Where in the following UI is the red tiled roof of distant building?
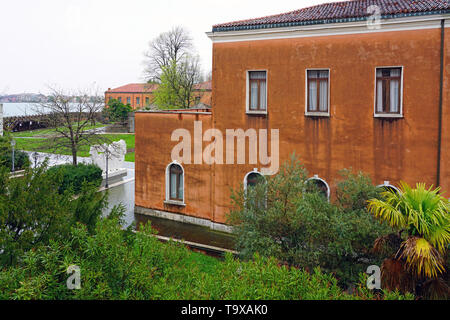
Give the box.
[212,0,449,32]
[107,81,212,93]
[106,83,159,93]
[193,80,212,90]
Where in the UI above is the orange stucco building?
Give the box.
[135,0,450,232]
[105,81,212,109]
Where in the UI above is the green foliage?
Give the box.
[228,155,393,287]
[153,61,183,109]
[367,182,450,298]
[46,163,103,194]
[0,135,31,171]
[153,57,201,109]
[106,99,133,122]
[0,215,412,300]
[0,163,107,266]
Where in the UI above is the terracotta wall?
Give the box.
[135,27,449,226]
[440,25,450,196]
[210,28,448,223]
[135,112,214,221]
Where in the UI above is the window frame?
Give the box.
[373,66,404,118]
[246,70,268,115]
[305,175,331,201]
[243,169,265,192]
[165,161,185,206]
[305,68,331,117]
[376,181,401,194]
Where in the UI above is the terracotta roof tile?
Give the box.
[213,0,449,31]
[193,80,212,90]
[107,81,212,93]
[106,83,158,93]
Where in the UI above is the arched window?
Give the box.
[244,170,264,191]
[306,175,330,200]
[377,181,400,195]
[244,170,266,208]
[166,162,184,203]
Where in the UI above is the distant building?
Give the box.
[104,81,212,109]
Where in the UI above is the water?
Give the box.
[1,103,40,117]
[102,168,135,228]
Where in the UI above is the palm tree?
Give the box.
[367,182,450,298]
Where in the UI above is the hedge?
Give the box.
[46,163,103,194]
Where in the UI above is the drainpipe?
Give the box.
[437,19,445,187]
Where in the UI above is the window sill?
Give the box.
[305,112,330,117]
[246,111,267,116]
[164,200,186,207]
[374,114,403,119]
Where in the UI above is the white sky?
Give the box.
[0,0,336,95]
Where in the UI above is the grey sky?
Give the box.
[0,0,335,95]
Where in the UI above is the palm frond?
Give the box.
[397,237,445,279]
[367,197,406,229]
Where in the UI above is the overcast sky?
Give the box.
[0,0,336,95]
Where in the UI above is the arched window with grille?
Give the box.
[306,175,330,200]
[166,162,184,204]
[377,181,400,195]
[244,170,264,191]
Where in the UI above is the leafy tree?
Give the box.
[0,162,107,266]
[106,99,133,123]
[153,56,202,109]
[228,155,392,287]
[367,182,450,299]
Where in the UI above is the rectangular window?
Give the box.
[136,97,140,105]
[306,70,329,115]
[375,67,402,116]
[118,97,122,103]
[248,71,267,112]
[127,97,131,104]
[145,97,149,105]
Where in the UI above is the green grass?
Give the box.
[15,133,135,162]
[12,123,106,138]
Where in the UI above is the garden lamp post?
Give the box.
[33,152,38,168]
[11,139,15,173]
[105,148,109,189]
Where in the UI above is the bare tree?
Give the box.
[143,26,193,82]
[178,55,203,108]
[33,86,108,165]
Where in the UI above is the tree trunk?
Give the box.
[72,144,77,166]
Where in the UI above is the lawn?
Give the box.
[11,123,106,138]
[15,133,135,162]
